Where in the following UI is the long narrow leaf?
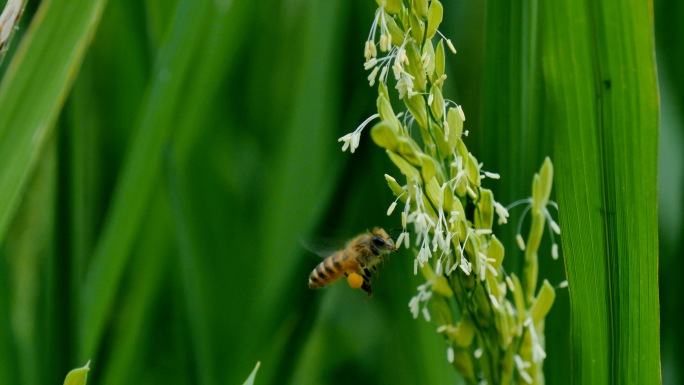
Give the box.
[98,190,172,385]
[543,0,660,383]
[0,0,106,243]
[78,0,214,360]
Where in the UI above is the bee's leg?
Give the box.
[361,275,373,298]
[372,265,379,277]
[356,267,373,297]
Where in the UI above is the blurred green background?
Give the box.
[0,0,677,384]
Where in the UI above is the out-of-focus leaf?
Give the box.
[0,0,106,243]
[78,0,215,360]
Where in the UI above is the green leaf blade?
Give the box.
[0,0,107,243]
[78,0,215,360]
[543,0,660,383]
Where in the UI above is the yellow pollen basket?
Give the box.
[347,272,363,289]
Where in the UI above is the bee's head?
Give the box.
[370,228,397,253]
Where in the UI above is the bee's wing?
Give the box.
[300,237,347,259]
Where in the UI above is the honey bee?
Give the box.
[308,228,397,297]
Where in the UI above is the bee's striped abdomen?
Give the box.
[309,252,349,288]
